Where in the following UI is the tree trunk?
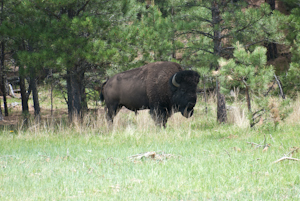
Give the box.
[245,86,251,112]
[20,75,29,113]
[20,72,31,125]
[266,0,275,10]
[67,69,75,120]
[265,0,277,61]
[64,9,87,121]
[1,41,8,116]
[26,42,41,120]
[266,42,278,61]
[212,1,227,123]
[216,79,227,123]
[0,0,6,119]
[80,70,87,112]
[30,76,40,119]
[203,75,208,114]
[171,6,176,59]
[67,66,86,121]
[0,99,3,121]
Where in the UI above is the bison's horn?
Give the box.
[172,73,180,87]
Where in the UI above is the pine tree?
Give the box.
[219,41,292,127]
[284,5,300,95]
[5,0,51,121]
[265,0,278,61]
[168,0,284,123]
[219,42,274,116]
[132,4,176,63]
[0,0,14,118]
[11,0,133,120]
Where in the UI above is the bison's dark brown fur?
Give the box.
[100,61,200,127]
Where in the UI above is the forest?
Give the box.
[2,1,300,200]
[0,0,299,124]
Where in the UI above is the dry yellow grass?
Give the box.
[4,88,299,135]
[285,96,300,125]
[227,104,249,128]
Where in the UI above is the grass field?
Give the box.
[0,93,300,200]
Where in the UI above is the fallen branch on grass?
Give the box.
[272,147,300,164]
[129,151,180,161]
[224,149,231,163]
[286,147,299,157]
[247,142,263,148]
[247,135,271,150]
[129,151,156,160]
[272,157,300,164]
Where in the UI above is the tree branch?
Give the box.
[33,3,61,20]
[264,80,276,96]
[175,2,211,10]
[176,30,214,39]
[178,46,214,55]
[220,13,267,40]
[274,74,285,99]
[76,0,90,16]
[180,15,213,24]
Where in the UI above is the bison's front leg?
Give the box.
[150,108,169,128]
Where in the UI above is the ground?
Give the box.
[0,104,68,127]
[0,94,134,127]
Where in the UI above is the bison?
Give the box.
[100,61,200,127]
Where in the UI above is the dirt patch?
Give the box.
[0,106,69,127]
[0,104,134,127]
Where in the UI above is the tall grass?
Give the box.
[3,89,299,135]
[286,95,300,125]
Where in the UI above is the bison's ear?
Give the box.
[171,73,180,87]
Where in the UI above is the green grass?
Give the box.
[1,92,300,200]
[1,104,300,200]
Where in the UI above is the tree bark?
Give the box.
[203,75,208,114]
[1,41,8,116]
[67,66,86,121]
[19,71,31,125]
[266,42,278,61]
[245,86,251,112]
[27,42,41,120]
[212,1,227,123]
[0,0,6,119]
[265,0,277,61]
[30,76,40,119]
[266,0,275,10]
[0,99,3,121]
[216,79,227,123]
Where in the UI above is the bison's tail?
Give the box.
[100,80,107,103]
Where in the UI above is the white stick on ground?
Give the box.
[272,157,300,164]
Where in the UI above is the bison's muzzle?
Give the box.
[182,102,196,118]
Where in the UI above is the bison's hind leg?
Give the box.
[105,103,122,124]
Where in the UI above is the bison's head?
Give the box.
[169,70,200,118]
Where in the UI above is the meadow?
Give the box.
[0,91,300,200]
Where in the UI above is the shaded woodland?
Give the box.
[0,0,299,126]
